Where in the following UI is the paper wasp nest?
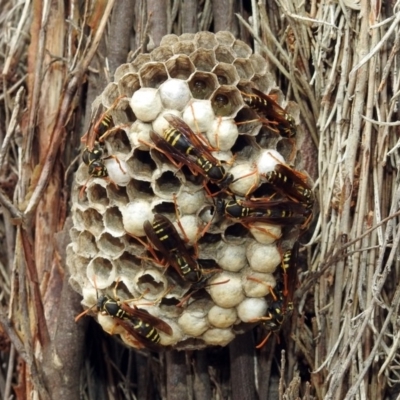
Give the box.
[67,31,311,350]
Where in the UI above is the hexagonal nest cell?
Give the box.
[68,31,314,351]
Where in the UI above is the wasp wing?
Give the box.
[150,130,207,178]
[164,114,221,164]
[119,303,173,336]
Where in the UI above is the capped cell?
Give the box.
[215,31,235,46]
[207,117,239,151]
[243,271,276,297]
[194,31,218,49]
[236,297,268,322]
[182,100,215,133]
[150,45,174,62]
[202,328,235,346]
[159,79,191,110]
[160,34,179,46]
[172,40,195,56]
[207,272,245,308]
[121,200,153,237]
[232,39,252,59]
[130,87,162,121]
[208,305,237,328]
[130,53,151,72]
[246,242,281,273]
[233,58,255,80]
[214,45,235,64]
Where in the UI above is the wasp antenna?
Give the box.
[189,103,201,134]
[75,303,96,322]
[172,193,190,244]
[112,278,122,300]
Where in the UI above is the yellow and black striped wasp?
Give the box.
[254,283,294,348]
[150,114,233,190]
[263,163,314,221]
[75,286,173,350]
[143,214,225,306]
[241,88,296,138]
[80,96,127,192]
[143,214,204,284]
[217,197,308,227]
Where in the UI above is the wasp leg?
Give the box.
[246,276,278,301]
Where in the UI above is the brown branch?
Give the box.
[108,0,136,76]
[0,310,28,363]
[19,229,50,348]
[165,350,188,400]
[257,336,277,400]
[0,188,23,221]
[0,308,51,400]
[182,0,199,33]
[0,87,24,171]
[193,351,212,400]
[43,276,88,400]
[147,0,168,46]
[229,331,258,400]
[24,0,116,218]
[212,0,234,32]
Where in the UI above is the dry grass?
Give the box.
[0,1,399,399]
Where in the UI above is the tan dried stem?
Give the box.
[24,0,116,217]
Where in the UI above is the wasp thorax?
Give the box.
[69,31,312,350]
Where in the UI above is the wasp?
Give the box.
[150,114,233,189]
[143,214,224,305]
[80,96,127,189]
[263,164,314,212]
[280,241,299,298]
[249,282,294,349]
[81,141,108,178]
[81,95,127,152]
[241,88,296,138]
[143,214,203,284]
[76,291,173,350]
[255,284,294,348]
[97,295,172,348]
[217,197,307,226]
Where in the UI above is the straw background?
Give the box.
[0,1,399,399]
